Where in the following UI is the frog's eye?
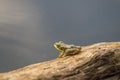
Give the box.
[56,44,60,48]
[59,41,64,43]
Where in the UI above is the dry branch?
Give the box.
[0,42,120,80]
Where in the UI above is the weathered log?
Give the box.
[0,42,120,80]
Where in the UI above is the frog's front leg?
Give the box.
[58,52,65,58]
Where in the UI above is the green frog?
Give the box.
[54,41,81,58]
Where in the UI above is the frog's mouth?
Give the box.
[54,44,60,51]
[54,44,65,52]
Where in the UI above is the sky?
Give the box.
[0,0,120,72]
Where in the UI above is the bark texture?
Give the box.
[0,42,120,80]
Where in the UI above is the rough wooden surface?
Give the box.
[0,42,120,80]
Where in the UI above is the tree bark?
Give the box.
[0,42,120,80]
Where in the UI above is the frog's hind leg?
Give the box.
[64,48,80,57]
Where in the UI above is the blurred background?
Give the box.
[0,0,120,72]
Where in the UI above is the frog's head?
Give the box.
[54,41,65,52]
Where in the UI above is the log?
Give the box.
[0,42,120,80]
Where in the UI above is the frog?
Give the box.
[54,41,81,58]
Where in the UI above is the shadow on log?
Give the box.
[0,42,120,80]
